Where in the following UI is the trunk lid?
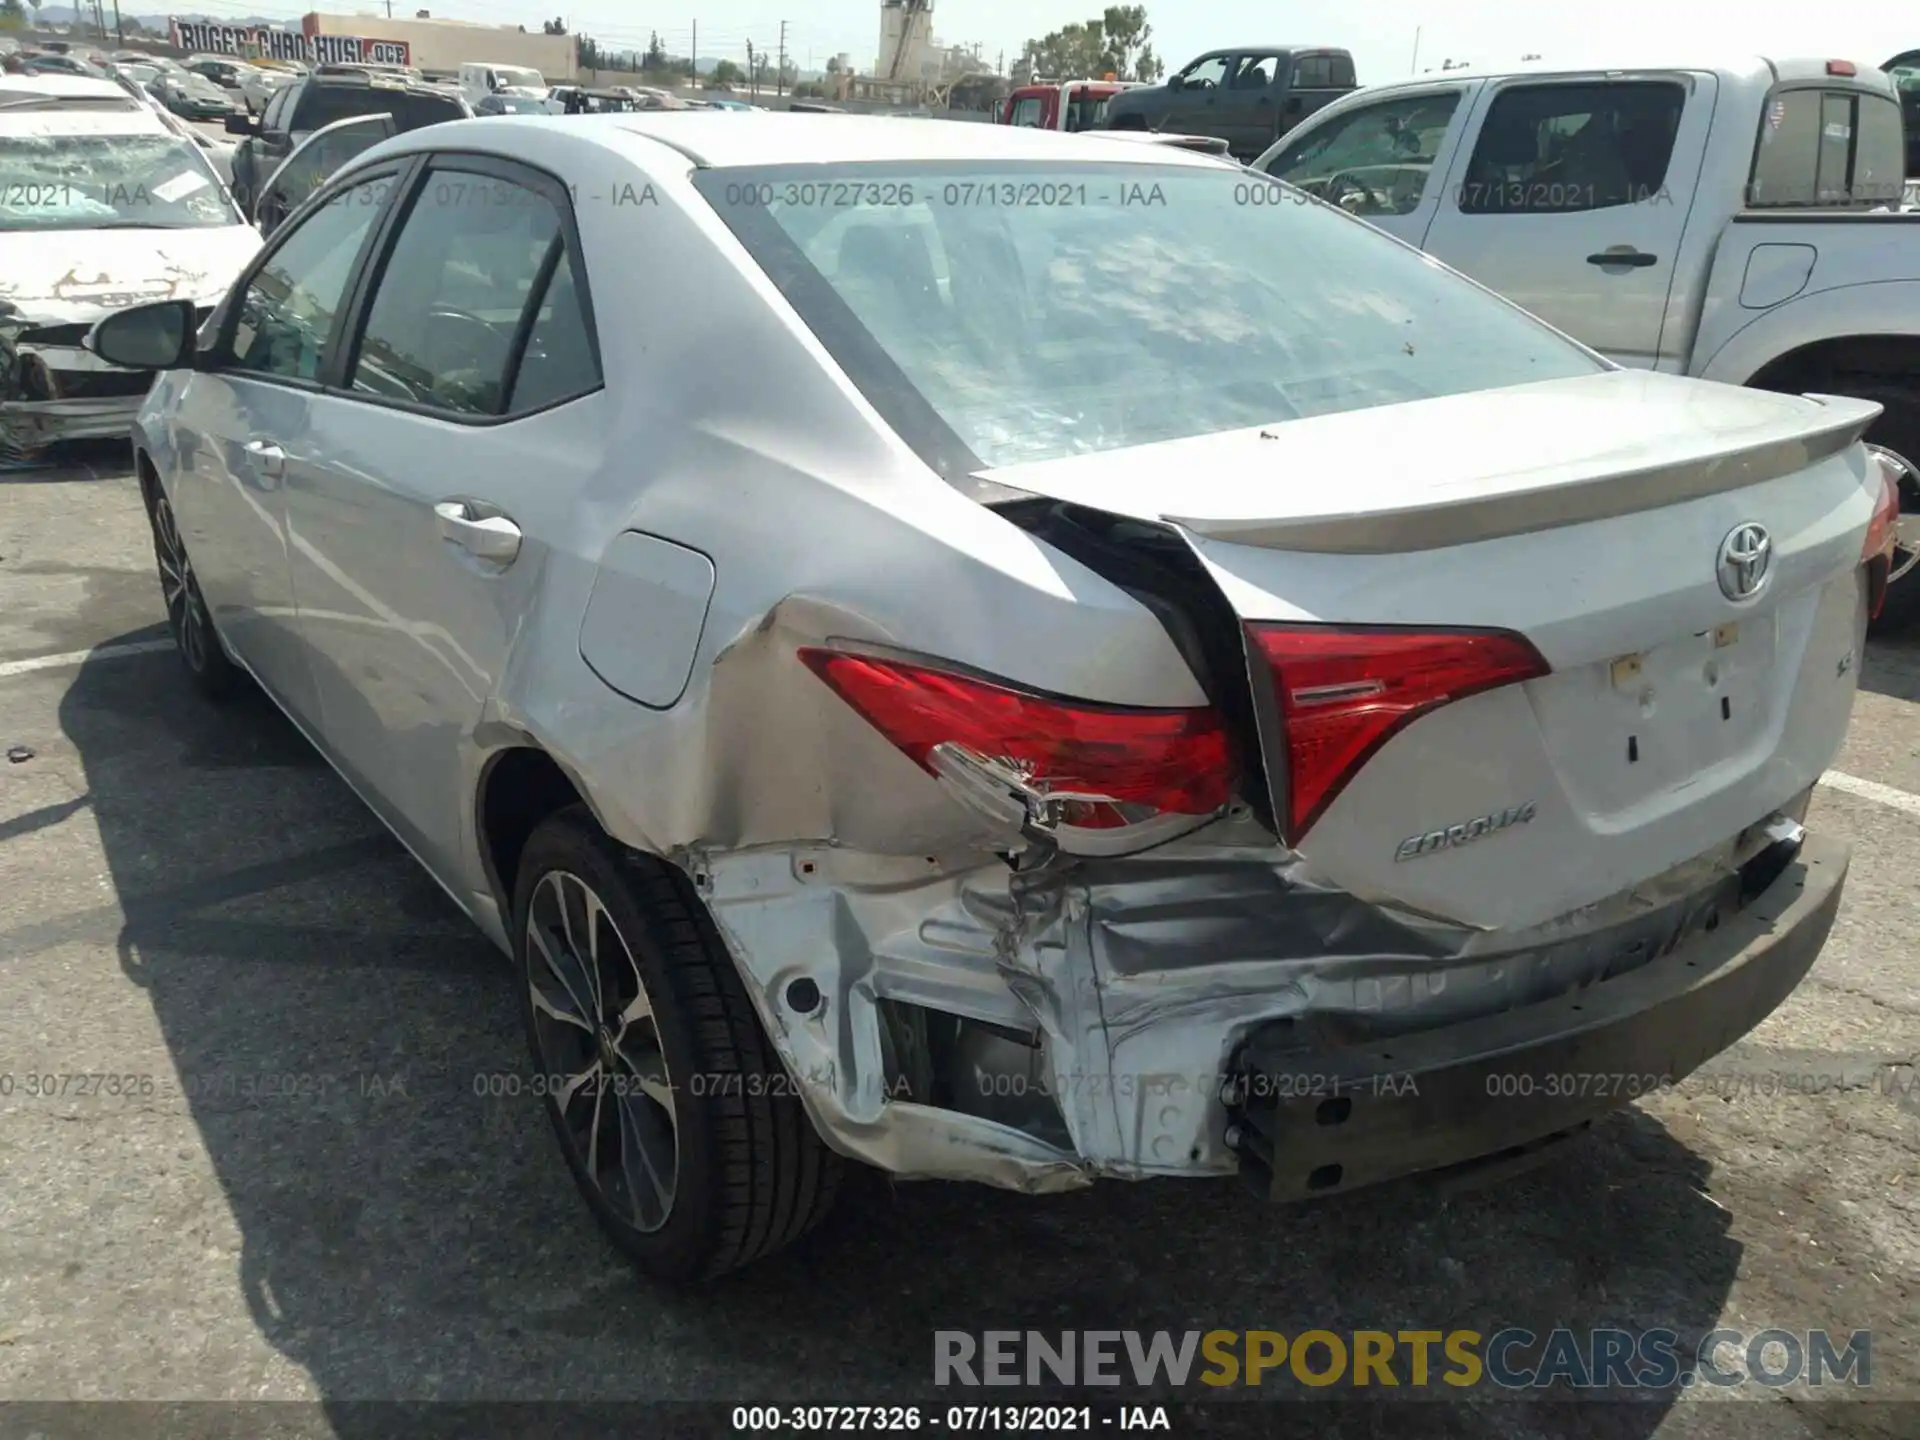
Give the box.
[983,370,1880,932]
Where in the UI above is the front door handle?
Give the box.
[434,500,521,564]
[1587,248,1658,268]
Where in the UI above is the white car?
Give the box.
[237,63,297,115]
[94,114,1892,1282]
[1,99,260,452]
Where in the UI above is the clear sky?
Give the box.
[157,0,1920,79]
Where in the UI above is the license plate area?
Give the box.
[1529,617,1780,814]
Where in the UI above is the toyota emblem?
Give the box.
[1717,522,1772,602]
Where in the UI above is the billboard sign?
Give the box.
[168,20,411,68]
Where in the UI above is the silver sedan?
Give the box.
[88,114,1885,1282]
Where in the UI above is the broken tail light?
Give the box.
[1863,448,1905,620]
[798,648,1236,853]
[1248,624,1551,846]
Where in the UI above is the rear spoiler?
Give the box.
[1170,399,1879,553]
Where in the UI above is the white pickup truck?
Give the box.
[1255,55,1920,627]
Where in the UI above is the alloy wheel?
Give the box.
[524,869,679,1233]
[151,492,209,672]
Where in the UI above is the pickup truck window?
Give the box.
[1294,55,1349,89]
[1458,81,1684,214]
[1265,91,1462,216]
[1748,88,1906,207]
[1230,56,1274,90]
[1176,55,1231,91]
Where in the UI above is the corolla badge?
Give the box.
[1394,802,1537,862]
[1717,522,1772,602]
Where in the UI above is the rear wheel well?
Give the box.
[477,747,587,914]
[1746,335,1920,461]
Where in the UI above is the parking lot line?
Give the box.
[0,639,175,679]
[1,640,1917,820]
[1818,768,1920,819]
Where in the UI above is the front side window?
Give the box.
[1458,80,1685,213]
[226,174,394,381]
[1176,55,1231,90]
[1008,96,1043,127]
[348,170,592,416]
[1749,88,1906,206]
[0,131,239,231]
[1265,91,1463,216]
[695,162,1604,472]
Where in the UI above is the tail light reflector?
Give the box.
[1864,452,1902,620]
[1248,624,1551,846]
[798,649,1236,836]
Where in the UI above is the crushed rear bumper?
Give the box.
[1225,830,1847,1200]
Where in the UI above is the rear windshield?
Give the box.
[298,84,462,132]
[695,162,1604,471]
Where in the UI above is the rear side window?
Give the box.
[1750,88,1907,206]
[298,84,460,133]
[1458,81,1685,213]
[1293,56,1333,89]
[347,169,598,417]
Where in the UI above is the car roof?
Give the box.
[0,107,172,138]
[1342,55,1890,91]
[444,111,1236,170]
[0,74,129,100]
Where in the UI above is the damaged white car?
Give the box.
[0,104,259,457]
[97,116,1898,1283]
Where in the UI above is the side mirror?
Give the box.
[225,111,258,135]
[85,299,197,371]
[1166,74,1185,92]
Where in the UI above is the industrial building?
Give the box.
[300,12,578,80]
[873,0,979,84]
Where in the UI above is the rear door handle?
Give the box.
[1587,248,1658,268]
[434,500,521,564]
[242,439,283,481]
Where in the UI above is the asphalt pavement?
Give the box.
[0,443,1915,1436]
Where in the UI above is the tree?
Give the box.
[0,0,27,29]
[1019,6,1163,83]
[577,35,600,69]
[1098,5,1161,82]
[707,58,743,89]
[642,30,668,73]
[542,17,566,35]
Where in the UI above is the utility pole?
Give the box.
[112,0,123,46]
[746,38,755,98]
[776,19,785,97]
[1409,27,1420,76]
[691,20,697,85]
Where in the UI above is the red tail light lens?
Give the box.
[1863,455,1902,620]
[798,649,1236,828]
[1248,624,1551,845]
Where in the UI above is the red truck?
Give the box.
[998,79,1143,131]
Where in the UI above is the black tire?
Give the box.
[512,806,844,1283]
[141,472,243,702]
